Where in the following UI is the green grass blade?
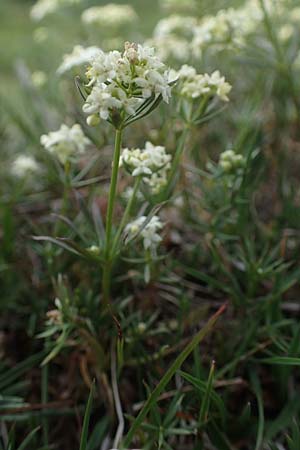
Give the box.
[260,357,300,366]
[207,420,234,450]
[199,360,215,425]
[250,371,264,450]
[79,381,95,450]
[121,304,226,448]
[41,359,49,447]
[17,427,40,450]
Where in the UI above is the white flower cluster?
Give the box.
[81,4,137,28]
[191,7,258,56]
[150,0,290,62]
[154,15,197,40]
[30,0,79,21]
[219,150,245,173]
[177,65,232,102]
[192,0,294,56]
[83,42,172,126]
[40,124,90,164]
[11,155,39,178]
[120,142,171,194]
[148,15,196,62]
[125,215,164,250]
[57,45,101,75]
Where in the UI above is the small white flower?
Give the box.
[148,15,196,62]
[206,70,232,102]
[31,71,47,87]
[11,155,39,177]
[86,245,101,256]
[57,45,102,75]
[40,124,90,164]
[85,50,122,86]
[122,186,144,202]
[125,215,164,250]
[83,83,123,121]
[181,74,210,99]
[154,15,197,40]
[177,64,197,79]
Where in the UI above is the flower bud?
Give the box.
[87,114,100,126]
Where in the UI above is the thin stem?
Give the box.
[41,356,49,447]
[163,127,189,198]
[111,176,141,256]
[111,341,124,448]
[54,163,70,236]
[193,95,209,122]
[102,128,123,309]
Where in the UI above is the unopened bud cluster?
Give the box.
[219,149,245,173]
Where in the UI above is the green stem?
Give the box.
[54,163,70,237]
[193,95,209,121]
[111,176,141,256]
[41,345,49,447]
[164,127,189,198]
[102,128,123,308]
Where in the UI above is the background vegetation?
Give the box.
[1,0,300,449]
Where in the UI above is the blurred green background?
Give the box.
[0,0,161,87]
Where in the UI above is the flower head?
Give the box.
[40,124,90,164]
[154,15,197,40]
[177,65,232,102]
[120,141,172,194]
[125,215,164,250]
[82,42,172,127]
[147,15,196,62]
[11,155,39,178]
